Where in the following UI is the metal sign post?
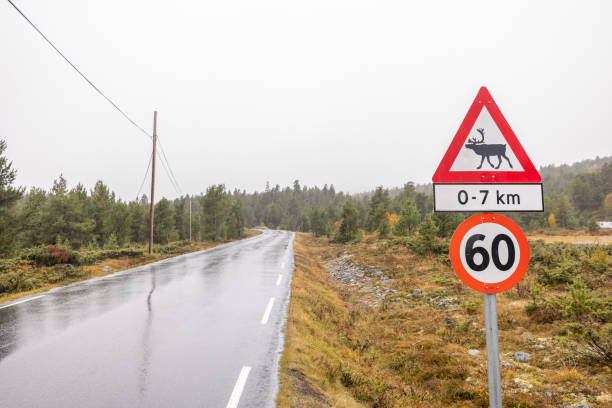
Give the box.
[484,293,502,408]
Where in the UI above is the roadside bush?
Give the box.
[42,265,85,283]
[583,249,611,274]
[535,261,580,286]
[0,259,19,273]
[525,283,564,323]
[581,326,612,368]
[78,247,145,264]
[0,272,38,294]
[564,277,592,319]
[21,245,80,266]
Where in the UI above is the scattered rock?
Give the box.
[502,360,514,368]
[468,349,480,356]
[413,289,423,294]
[327,257,393,307]
[514,352,531,363]
[545,391,552,399]
[429,295,457,309]
[102,266,111,272]
[513,375,534,390]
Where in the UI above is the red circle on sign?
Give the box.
[450,213,529,294]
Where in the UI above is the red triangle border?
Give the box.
[432,87,541,183]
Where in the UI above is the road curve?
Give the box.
[0,229,295,408]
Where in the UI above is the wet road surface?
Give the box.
[0,229,295,407]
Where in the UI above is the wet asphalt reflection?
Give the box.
[0,229,295,408]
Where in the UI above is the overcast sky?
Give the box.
[1,0,611,201]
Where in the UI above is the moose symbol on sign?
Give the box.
[465,128,513,169]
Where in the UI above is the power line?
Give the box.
[6,0,152,140]
[7,0,187,199]
[155,143,182,196]
[136,152,153,199]
[156,135,183,196]
[156,149,181,196]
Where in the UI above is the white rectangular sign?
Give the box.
[434,183,543,212]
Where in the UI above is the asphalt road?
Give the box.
[0,229,295,408]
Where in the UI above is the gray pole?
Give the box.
[484,293,502,407]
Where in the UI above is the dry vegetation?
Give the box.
[278,233,611,408]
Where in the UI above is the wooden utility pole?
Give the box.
[189,197,192,241]
[148,111,157,254]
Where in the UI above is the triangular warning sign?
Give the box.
[432,87,541,183]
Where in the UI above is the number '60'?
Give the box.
[465,234,515,272]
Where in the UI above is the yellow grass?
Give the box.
[528,234,612,244]
[278,234,612,408]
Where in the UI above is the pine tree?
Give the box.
[227,199,244,239]
[334,199,360,243]
[365,187,390,232]
[18,187,46,248]
[433,212,463,237]
[154,198,177,244]
[89,180,114,244]
[0,140,24,255]
[393,198,420,236]
[201,185,228,241]
[416,214,440,254]
[127,201,147,243]
[108,200,130,246]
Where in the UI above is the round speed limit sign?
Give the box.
[450,213,529,294]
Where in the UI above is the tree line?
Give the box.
[0,140,245,255]
[0,138,610,256]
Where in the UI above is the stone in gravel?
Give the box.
[413,289,423,294]
[102,266,111,272]
[390,289,398,293]
[468,349,480,356]
[545,391,552,398]
[514,352,531,362]
[381,279,391,286]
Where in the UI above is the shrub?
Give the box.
[535,261,579,286]
[525,283,563,323]
[22,245,80,266]
[78,247,145,264]
[564,277,592,319]
[583,249,611,274]
[0,272,38,294]
[580,325,612,368]
[464,299,480,315]
[104,233,119,250]
[0,259,19,273]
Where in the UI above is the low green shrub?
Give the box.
[535,261,580,286]
[0,272,39,294]
[0,259,19,273]
[464,299,480,315]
